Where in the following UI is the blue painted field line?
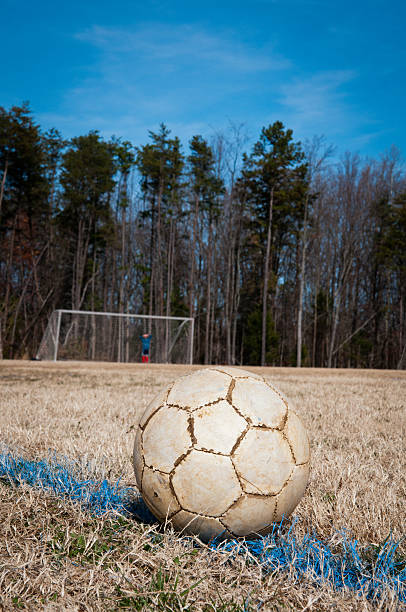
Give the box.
[0,451,155,523]
[0,451,404,603]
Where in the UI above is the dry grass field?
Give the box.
[0,360,405,611]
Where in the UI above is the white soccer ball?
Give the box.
[133,367,310,541]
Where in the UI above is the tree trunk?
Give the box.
[2,215,17,358]
[156,180,164,317]
[0,158,8,218]
[205,219,212,364]
[165,217,175,361]
[327,254,352,367]
[296,195,309,367]
[261,188,274,366]
[189,195,199,318]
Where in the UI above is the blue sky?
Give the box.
[1,0,405,158]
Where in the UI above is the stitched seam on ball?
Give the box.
[169,508,181,521]
[230,403,252,426]
[281,428,297,464]
[220,488,244,516]
[244,492,277,500]
[173,509,235,521]
[212,368,233,378]
[193,446,229,456]
[168,473,182,508]
[168,397,226,412]
[238,476,267,495]
[140,431,146,489]
[170,447,193,473]
[197,397,227,410]
[164,381,175,401]
[142,468,180,519]
[230,457,267,495]
[141,403,165,431]
[272,497,279,523]
[187,415,197,446]
[264,380,289,408]
[230,424,250,455]
[140,382,175,430]
[218,516,237,537]
[280,406,289,430]
[226,377,235,404]
[227,381,253,425]
[230,381,286,430]
[251,424,283,431]
[167,402,191,409]
[275,463,296,496]
[214,368,260,382]
[143,462,171,475]
[140,463,145,491]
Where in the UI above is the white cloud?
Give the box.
[273,70,386,154]
[76,23,290,74]
[279,70,356,129]
[37,23,291,143]
[37,23,381,156]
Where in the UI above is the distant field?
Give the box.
[0,361,405,610]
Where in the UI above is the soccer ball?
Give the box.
[133,367,310,541]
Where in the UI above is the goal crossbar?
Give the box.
[37,309,194,365]
[55,309,193,322]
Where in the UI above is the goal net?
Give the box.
[36,310,194,364]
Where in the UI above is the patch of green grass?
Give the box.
[361,534,406,569]
[114,568,196,611]
[11,596,26,609]
[321,491,336,505]
[113,568,252,611]
[48,517,134,565]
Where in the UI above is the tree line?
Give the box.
[1,103,405,368]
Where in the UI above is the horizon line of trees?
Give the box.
[1,103,405,368]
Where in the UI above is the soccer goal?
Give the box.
[36,310,194,364]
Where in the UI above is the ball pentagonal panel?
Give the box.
[233,429,294,495]
[284,410,310,465]
[167,369,230,410]
[133,428,144,489]
[221,494,276,536]
[141,466,180,520]
[171,510,230,542]
[193,400,247,454]
[143,406,191,473]
[232,379,287,428]
[214,366,264,380]
[139,388,169,429]
[274,463,310,522]
[171,450,241,516]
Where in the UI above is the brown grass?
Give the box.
[0,360,405,610]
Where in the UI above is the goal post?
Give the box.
[36,310,194,364]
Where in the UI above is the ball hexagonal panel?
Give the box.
[232,379,287,428]
[133,428,144,488]
[171,450,241,516]
[139,388,169,429]
[284,410,310,465]
[233,429,294,495]
[167,369,230,410]
[171,510,230,542]
[141,466,180,520]
[193,400,247,454]
[214,366,264,380]
[221,494,277,536]
[274,463,310,522]
[143,405,191,473]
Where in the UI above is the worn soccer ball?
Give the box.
[133,367,310,541]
